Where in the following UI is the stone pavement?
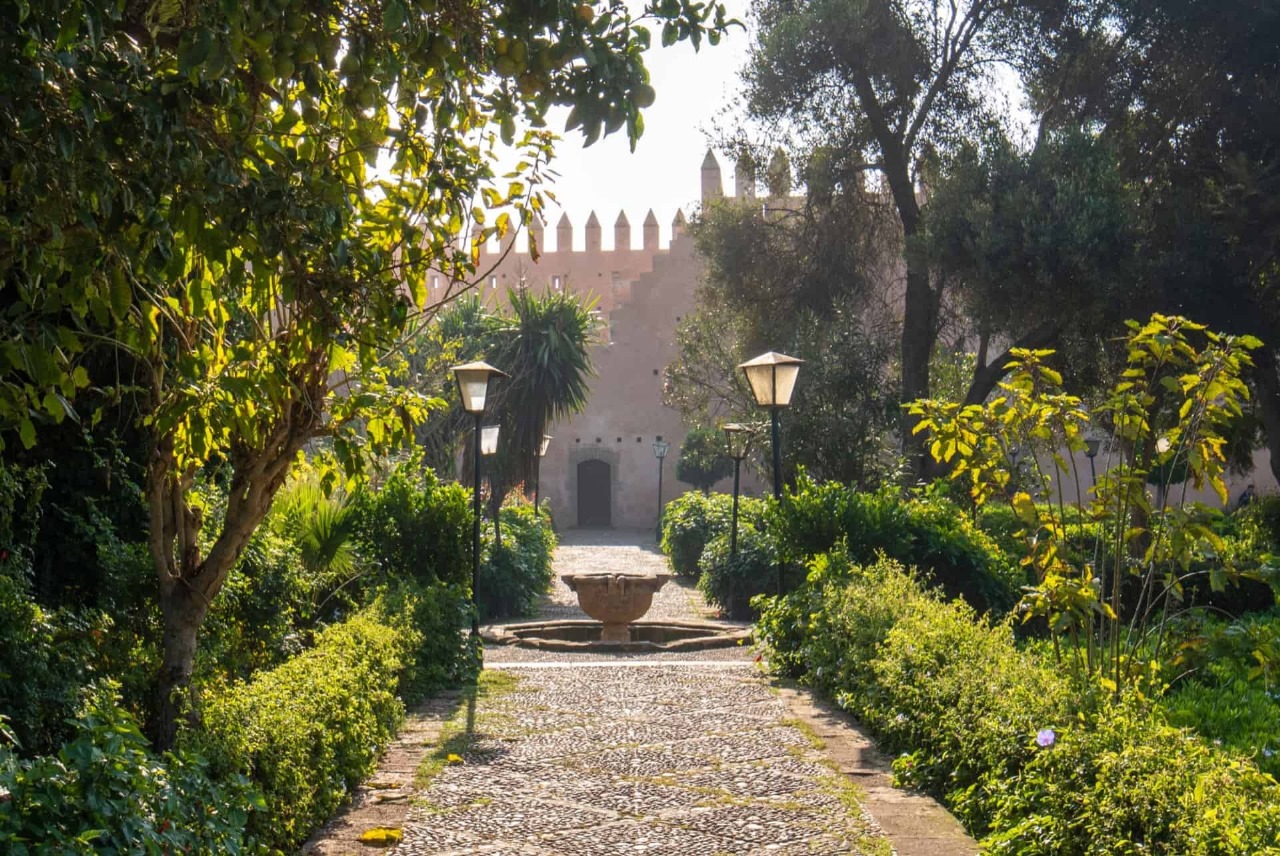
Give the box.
[304,529,977,855]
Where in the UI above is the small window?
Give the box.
[635,437,642,443]
[595,437,602,444]
[616,437,622,443]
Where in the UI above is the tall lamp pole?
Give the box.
[480,424,501,546]
[534,434,552,517]
[722,423,753,560]
[451,361,508,635]
[653,438,670,534]
[738,352,803,593]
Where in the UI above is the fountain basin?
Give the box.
[481,619,752,652]
[561,572,671,642]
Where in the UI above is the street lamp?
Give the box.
[739,351,802,500]
[534,434,552,517]
[739,351,802,595]
[451,360,508,635]
[722,423,754,560]
[653,437,671,533]
[481,424,501,547]
[1084,434,1103,493]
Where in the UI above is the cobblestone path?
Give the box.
[393,664,888,855]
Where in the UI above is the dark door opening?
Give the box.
[577,460,612,527]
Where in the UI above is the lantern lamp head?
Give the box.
[738,351,803,408]
[653,439,670,460]
[451,361,508,414]
[539,434,553,457]
[722,423,753,460]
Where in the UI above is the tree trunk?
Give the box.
[154,585,208,751]
[1253,345,1280,485]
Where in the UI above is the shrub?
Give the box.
[191,608,412,851]
[660,490,766,578]
[755,550,1280,854]
[696,523,797,620]
[352,461,471,588]
[478,503,557,620]
[778,477,1021,613]
[373,582,480,702]
[0,575,107,755]
[0,685,259,854]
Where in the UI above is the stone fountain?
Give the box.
[560,571,671,642]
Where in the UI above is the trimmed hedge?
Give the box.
[697,523,800,620]
[778,477,1022,613]
[659,490,766,578]
[756,549,1280,854]
[190,582,477,852]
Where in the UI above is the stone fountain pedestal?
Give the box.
[561,572,671,642]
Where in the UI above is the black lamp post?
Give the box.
[1084,435,1102,490]
[738,351,803,594]
[534,434,552,517]
[722,423,753,560]
[481,423,500,547]
[451,360,508,635]
[653,438,670,533]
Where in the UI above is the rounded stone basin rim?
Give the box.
[481,619,752,653]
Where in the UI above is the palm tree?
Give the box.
[487,287,598,517]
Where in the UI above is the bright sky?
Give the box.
[534,0,754,251]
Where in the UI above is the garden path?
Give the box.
[305,530,976,855]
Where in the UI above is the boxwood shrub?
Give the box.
[755,548,1280,854]
[697,523,801,620]
[190,579,478,853]
[778,477,1022,613]
[660,491,767,578]
[478,503,558,621]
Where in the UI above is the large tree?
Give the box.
[739,0,1056,476]
[1,0,729,746]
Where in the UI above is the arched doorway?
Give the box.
[577,459,611,528]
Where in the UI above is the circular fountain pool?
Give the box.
[481,619,751,653]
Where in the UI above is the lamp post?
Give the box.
[738,351,802,594]
[653,438,670,534]
[534,434,552,517]
[451,360,508,635]
[1084,435,1102,490]
[722,423,753,560]
[480,424,501,547]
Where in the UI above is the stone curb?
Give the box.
[774,682,980,856]
[298,692,467,855]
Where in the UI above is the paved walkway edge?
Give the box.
[299,691,465,855]
[774,683,980,856]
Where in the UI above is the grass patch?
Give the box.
[780,716,827,751]
[414,669,524,788]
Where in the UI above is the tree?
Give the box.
[675,427,733,493]
[1,0,730,747]
[739,0,1056,476]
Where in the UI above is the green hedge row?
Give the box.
[659,491,767,578]
[189,582,478,852]
[756,549,1280,854]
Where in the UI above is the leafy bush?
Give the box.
[779,477,1021,613]
[191,608,412,851]
[0,575,108,755]
[756,550,1280,854]
[696,523,795,620]
[478,503,557,620]
[0,685,259,854]
[659,490,766,578]
[352,460,471,588]
[674,426,733,493]
[373,582,480,702]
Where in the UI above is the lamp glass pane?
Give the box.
[539,435,553,457]
[773,363,801,407]
[456,370,490,413]
[480,424,500,455]
[722,424,751,459]
[743,364,776,406]
[653,440,670,459]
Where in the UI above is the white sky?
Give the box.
[533,0,754,250]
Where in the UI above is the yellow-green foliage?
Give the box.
[756,550,1280,854]
[190,609,411,852]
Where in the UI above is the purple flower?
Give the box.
[1036,728,1056,748]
